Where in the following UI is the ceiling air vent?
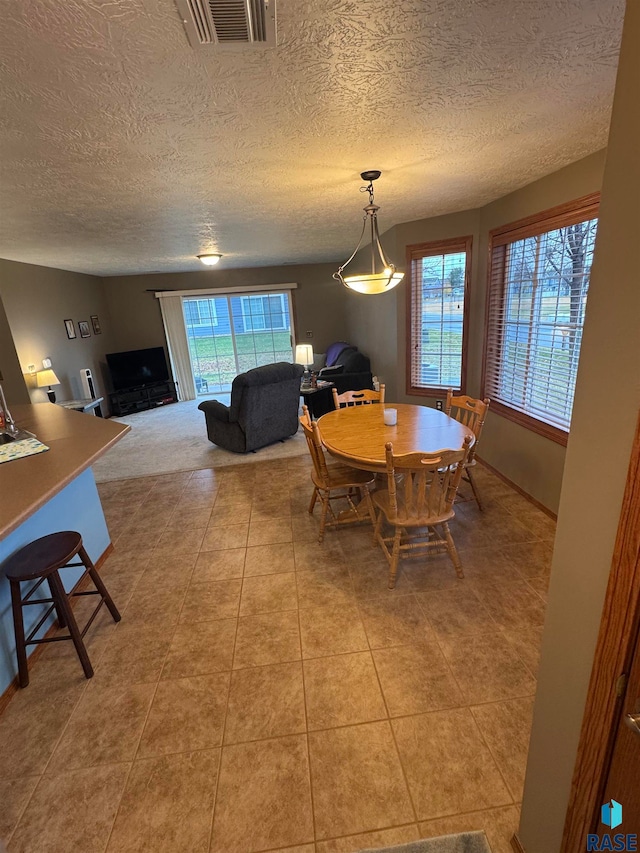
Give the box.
[176,0,277,48]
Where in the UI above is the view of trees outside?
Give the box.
[499,217,598,427]
[183,294,292,394]
[418,251,466,388]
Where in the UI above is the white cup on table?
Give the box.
[383,407,397,426]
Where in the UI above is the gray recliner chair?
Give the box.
[198,362,304,453]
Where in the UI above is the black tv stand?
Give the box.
[109,381,178,416]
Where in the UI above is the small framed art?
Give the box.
[90,315,102,335]
[78,320,91,338]
[64,319,77,339]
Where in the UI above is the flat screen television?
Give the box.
[106,347,170,392]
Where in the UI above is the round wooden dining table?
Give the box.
[318,403,475,472]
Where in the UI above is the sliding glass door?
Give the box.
[183,291,294,395]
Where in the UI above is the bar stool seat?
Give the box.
[3,531,120,687]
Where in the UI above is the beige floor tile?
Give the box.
[106,750,220,852]
[471,696,535,800]
[502,540,554,578]
[208,501,253,526]
[179,578,242,622]
[418,805,521,853]
[224,661,306,743]
[138,672,230,757]
[137,554,197,587]
[244,542,296,576]
[250,501,292,523]
[210,735,313,853]
[0,690,83,778]
[0,775,39,841]
[526,575,549,599]
[373,643,464,717]
[233,610,301,668]
[448,546,523,583]
[472,578,546,630]
[193,548,246,581]
[239,571,298,616]
[123,585,187,627]
[309,721,414,839]
[248,517,293,547]
[316,824,420,853]
[402,557,465,592]
[299,604,369,658]
[165,505,213,530]
[349,561,414,599]
[47,682,155,773]
[201,523,249,551]
[393,710,512,820]
[357,594,435,647]
[10,763,130,853]
[416,585,500,638]
[153,527,206,556]
[304,652,387,730]
[501,624,544,677]
[439,631,537,703]
[296,567,355,609]
[162,618,237,679]
[92,624,173,686]
[293,540,347,572]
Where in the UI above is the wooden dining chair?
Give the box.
[372,435,473,588]
[332,384,385,409]
[299,406,376,543]
[444,390,490,510]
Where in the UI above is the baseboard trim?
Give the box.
[511,831,526,853]
[476,455,558,521]
[0,543,114,716]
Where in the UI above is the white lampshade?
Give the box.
[36,369,60,388]
[295,344,314,367]
[197,253,222,266]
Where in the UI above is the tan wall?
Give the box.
[519,3,640,850]
[0,294,29,405]
[101,262,348,358]
[0,259,117,406]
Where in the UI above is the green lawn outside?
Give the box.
[188,332,293,392]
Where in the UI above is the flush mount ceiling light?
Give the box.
[197,253,222,266]
[334,170,404,295]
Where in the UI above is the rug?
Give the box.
[91,398,308,483]
[359,832,492,853]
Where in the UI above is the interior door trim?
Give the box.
[561,409,640,850]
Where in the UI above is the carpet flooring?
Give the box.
[92,398,307,482]
[361,832,492,852]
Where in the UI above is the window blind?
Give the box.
[483,194,599,443]
[407,236,472,395]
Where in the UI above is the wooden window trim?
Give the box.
[481,192,600,444]
[405,235,472,398]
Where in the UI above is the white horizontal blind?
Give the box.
[408,238,471,392]
[485,211,598,433]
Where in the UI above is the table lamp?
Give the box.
[36,368,61,403]
[295,344,314,388]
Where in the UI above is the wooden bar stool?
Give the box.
[3,531,121,687]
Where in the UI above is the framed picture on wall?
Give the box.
[64,319,77,339]
[78,320,91,338]
[90,315,101,334]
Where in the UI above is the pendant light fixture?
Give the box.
[197,253,222,266]
[333,170,404,295]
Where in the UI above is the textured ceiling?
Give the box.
[0,0,624,276]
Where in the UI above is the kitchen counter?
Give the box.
[0,403,129,540]
[0,403,130,695]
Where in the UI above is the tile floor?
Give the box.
[0,458,554,853]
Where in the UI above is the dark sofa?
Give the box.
[198,362,304,453]
[318,341,374,395]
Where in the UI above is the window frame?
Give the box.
[481,192,600,446]
[405,235,473,398]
